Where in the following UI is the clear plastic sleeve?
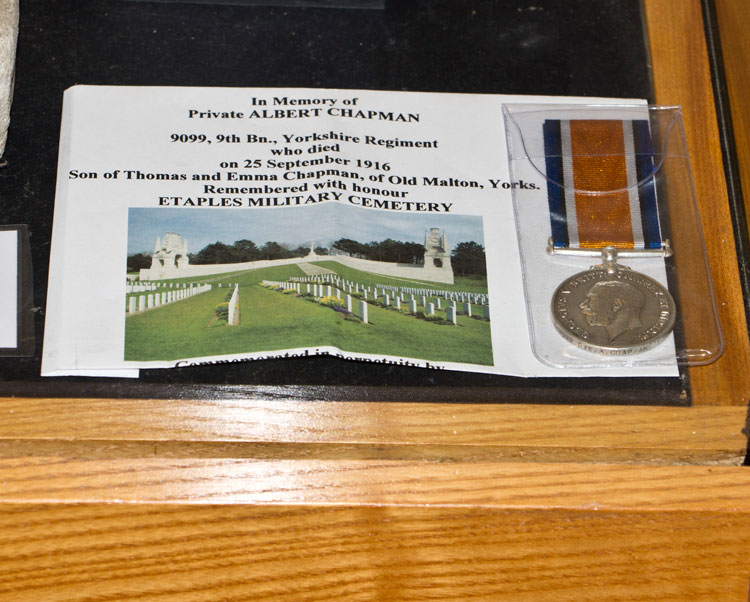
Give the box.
[503,103,722,368]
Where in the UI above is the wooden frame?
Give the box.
[0,1,748,600]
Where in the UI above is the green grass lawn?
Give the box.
[125,263,492,365]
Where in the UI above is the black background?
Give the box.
[0,0,685,403]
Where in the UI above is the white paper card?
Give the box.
[0,229,17,348]
[42,86,678,378]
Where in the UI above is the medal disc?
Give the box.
[551,268,676,355]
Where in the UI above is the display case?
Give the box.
[0,1,748,600]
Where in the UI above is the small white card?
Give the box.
[0,229,17,349]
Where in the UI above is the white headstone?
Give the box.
[359,300,368,324]
[446,305,457,324]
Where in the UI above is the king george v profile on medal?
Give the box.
[578,279,646,343]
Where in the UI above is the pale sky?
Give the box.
[128,203,484,255]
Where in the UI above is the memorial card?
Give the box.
[42,86,677,378]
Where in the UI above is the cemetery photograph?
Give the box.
[124,204,493,367]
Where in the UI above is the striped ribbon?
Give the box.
[543,119,661,250]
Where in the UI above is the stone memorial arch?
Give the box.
[150,233,189,274]
[424,228,451,270]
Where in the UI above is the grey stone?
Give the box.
[0,0,17,158]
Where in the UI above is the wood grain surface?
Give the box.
[0,458,749,508]
[0,504,747,602]
[715,0,750,237]
[0,457,748,599]
[0,1,748,601]
[0,398,746,465]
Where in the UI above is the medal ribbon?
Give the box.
[543,119,661,250]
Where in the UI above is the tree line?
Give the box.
[127,240,327,271]
[128,237,486,276]
[331,238,425,265]
[450,241,486,277]
[189,239,328,265]
[331,238,486,277]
